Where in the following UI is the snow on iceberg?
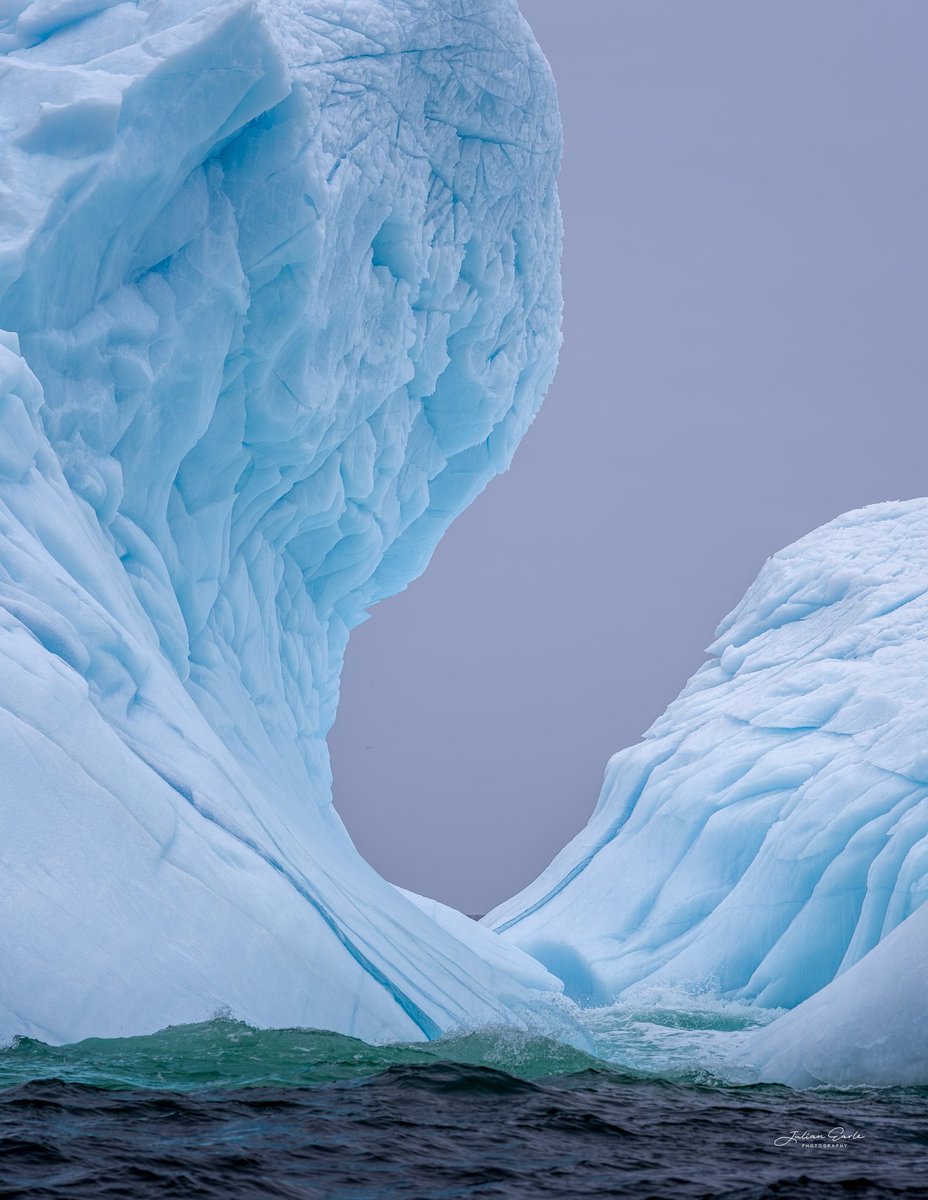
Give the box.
[488,500,928,1083]
[0,0,565,1045]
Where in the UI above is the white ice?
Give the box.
[1,0,923,1088]
[489,501,928,1085]
[0,0,567,1047]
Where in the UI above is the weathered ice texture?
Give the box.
[0,0,564,1045]
[489,501,928,1085]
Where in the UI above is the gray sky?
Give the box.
[329,0,928,915]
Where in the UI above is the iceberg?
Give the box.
[1,0,920,1089]
[0,0,566,1045]
[488,500,928,1085]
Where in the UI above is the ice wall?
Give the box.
[488,501,928,1081]
[0,0,565,1045]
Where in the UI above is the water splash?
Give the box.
[576,982,784,1084]
[0,1018,608,1092]
[0,985,787,1094]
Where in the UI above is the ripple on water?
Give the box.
[1,1016,926,1199]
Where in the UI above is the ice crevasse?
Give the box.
[0,0,568,1045]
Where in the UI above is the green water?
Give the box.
[0,1018,611,1092]
[0,991,780,1092]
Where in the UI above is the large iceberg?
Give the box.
[1,0,922,1089]
[0,0,566,1045]
[487,500,928,1085]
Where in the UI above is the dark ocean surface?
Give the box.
[1,1019,926,1199]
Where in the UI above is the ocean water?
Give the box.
[1,1002,926,1199]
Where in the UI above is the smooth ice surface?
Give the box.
[0,0,565,1046]
[744,899,928,1088]
[488,500,928,1084]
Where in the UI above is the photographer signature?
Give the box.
[774,1127,865,1148]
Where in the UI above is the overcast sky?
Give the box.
[329,0,928,915]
